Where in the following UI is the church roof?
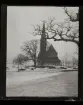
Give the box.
[45,45,57,58]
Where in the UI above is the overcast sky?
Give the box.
[7,6,78,62]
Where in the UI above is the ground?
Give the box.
[6,68,78,97]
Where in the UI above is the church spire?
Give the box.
[40,21,46,52]
[39,21,47,66]
[42,21,45,35]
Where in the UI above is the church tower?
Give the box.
[40,21,47,66]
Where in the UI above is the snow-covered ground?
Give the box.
[6,71,78,97]
[6,69,63,88]
[6,66,78,89]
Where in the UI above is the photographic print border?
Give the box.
[0,4,82,101]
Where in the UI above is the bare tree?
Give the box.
[23,56,29,68]
[72,56,78,67]
[32,16,79,47]
[31,7,79,48]
[21,39,51,67]
[61,59,65,67]
[13,54,28,71]
[63,7,79,22]
[62,53,69,67]
[46,19,79,46]
[21,40,38,67]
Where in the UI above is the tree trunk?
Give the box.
[73,61,74,67]
[75,41,79,47]
[25,62,26,69]
[34,59,36,67]
[18,64,19,72]
[21,64,22,69]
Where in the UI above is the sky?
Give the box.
[7,6,79,62]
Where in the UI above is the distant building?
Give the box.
[37,22,61,67]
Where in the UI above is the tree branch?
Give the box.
[64,7,79,22]
[54,37,79,46]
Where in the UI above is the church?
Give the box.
[37,22,61,67]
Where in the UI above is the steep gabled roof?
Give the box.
[46,45,57,58]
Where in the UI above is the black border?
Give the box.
[78,6,83,100]
[0,5,82,101]
[1,4,7,99]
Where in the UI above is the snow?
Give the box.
[6,69,62,88]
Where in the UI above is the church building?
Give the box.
[37,22,61,67]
